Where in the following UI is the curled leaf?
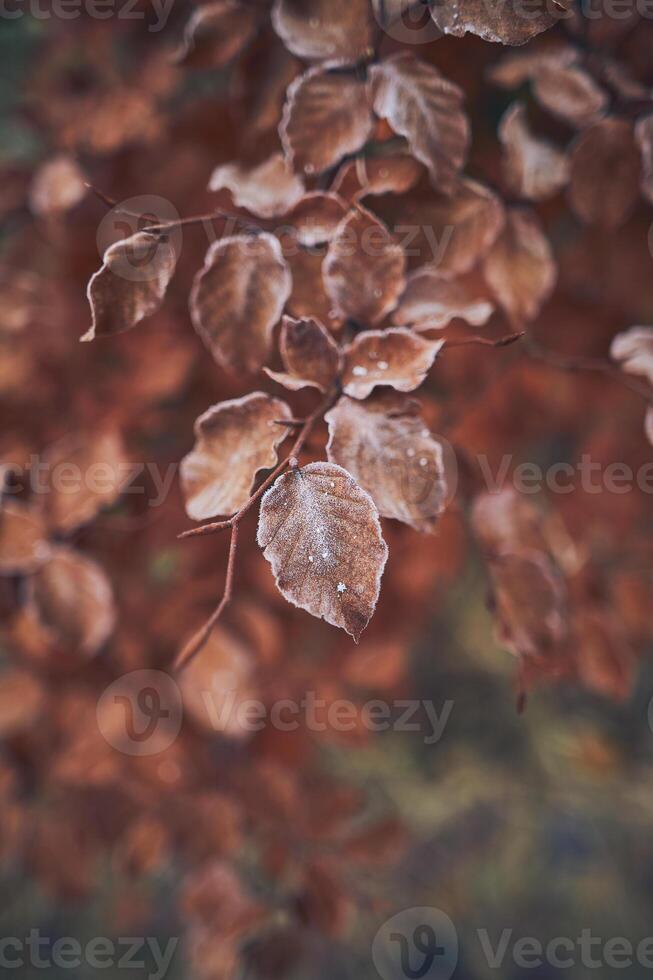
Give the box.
[482,208,556,324]
[370,54,470,194]
[280,68,374,176]
[181,392,292,521]
[332,156,423,202]
[430,0,569,45]
[176,1,260,69]
[568,119,641,230]
[190,233,292,374]
[0,501,50,575]
[82,232,176,341]
[208,153,305,218]
[322,206,406,325]
[393,270,494,329]
[532,65,608,129]
[610,326,653,387]
[271,0,374,66]
[257,461,388,641]
[326,393,450,532]
[284,192,348,247]
[499,103,569,202]
[264,316,342,393]
[342,327,444,399]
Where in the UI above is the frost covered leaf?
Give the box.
[208,153,305,218]
[181,392,292,521]
[370,54,470,194]
[568,119,641,230]
[190,233,291,374]
[257,461,387,641]
[29,155,86,217]
[0,501,50,575]
[285,192,348,246]
[636,115,653,206]
[532,65,608,129]
[610,327,653,387]
[342,327,443,399]
[29,546,116,657]
[332,155,423,202]
[487,43,578,88]
[280,68,373,176]
[39,431,131,535]
[322,206,406,325]
[482,209,556,324]
[176,1,260,69]
[430,0,568,45]
[264,316,342,393]
[393,270,494,329]
[82,232,176,341]
[326,393,449,533]
[499,103,569,202]
[271,0,373,66]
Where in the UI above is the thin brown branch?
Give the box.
[525,337,653,402]
[442,331,525,350]
[174,388,338,670]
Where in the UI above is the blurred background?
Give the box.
[1,2,653,978]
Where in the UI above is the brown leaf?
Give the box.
[646,406,653,446]
[499,103,569,202]
[179,625,258,737]
[325,393,450,532]
[28,546,116,657]
[635,114,653,206]
[0,501,50,575]
[574,609,633,701]
[284,192,348,247]
[322,206,406,325]
[482,208,556,323]
[471,488,548,556]
[488,550,567,659]
[190,233,292,374]
[29,155,86,217]
[264,316,342,393]
[208,153,305,218]
[533,65,608,129]
[610,326,653,387]
[181,392,292,521]
[257,461,388,640]
[271,0,373,66]
[82,232,176,341]
[430,0,568,45]
[39,431,131,535]
[370,54,470,194]
[342,327,444,399]
[280,68,373,176]
[393,270,494,328]
[332,155,423,202]
[176,1,260,69]
[285,247,342,328]
[568,119,641,229]
[0,668,45,739]
[487,43,578,88]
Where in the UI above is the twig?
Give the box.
[525,336,653,402]
[442,331,525,350]
[174,389,338,670]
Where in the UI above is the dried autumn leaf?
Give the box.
[271,0,373,66]
[285,192,348,247]
[264,316,341,393]
[568,119,641,230]
[39,431,131,535]
[325,393,449,532]
[28,546,115,657]
[393,270,494,329]
[645,406,653,446]
[176,1,260,69]
[29,155,86,217]
[0,668,45,739]
[471,487,548,556]
[332,155,423,202]
[257,462,388,640]
[430,0,568,45]
[610,326,653,387]
[322,207,406,325]
[482,208,556,324]
[181,393,292,521]
[574,609,633,702]
[0,501,50,574]
[533,65,608,129]
[280,69,373,176]
[370,54,470,194]
[488,550,567,659]
[285,247,342,327]
[499,103,569,202]
[82,232,176,342]
[342,327,443,399]
[208,153,305,218]
[635,115,653,206]
[190,233,291,374]
[179,625,258,737]
[487,43,578,88]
